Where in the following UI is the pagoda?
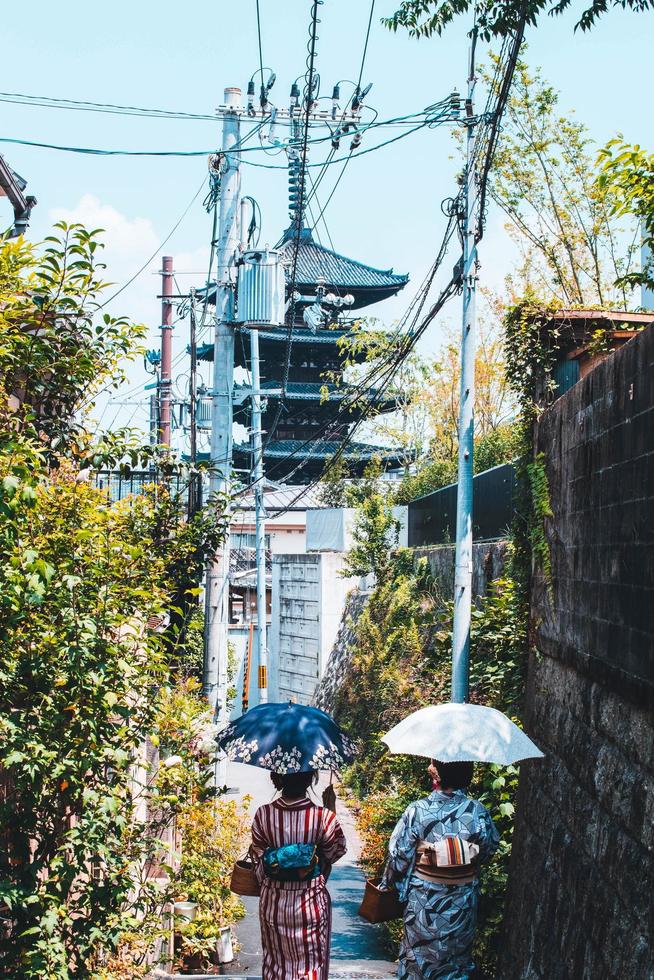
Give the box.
[198,222,408,483]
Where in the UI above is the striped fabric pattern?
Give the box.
[251,797,347,980]
[422,836,480,867]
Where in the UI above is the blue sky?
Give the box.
[2,0,653,440]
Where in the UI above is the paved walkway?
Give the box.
[223,763,396,979]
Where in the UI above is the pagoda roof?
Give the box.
[242,326,351,344]
[233,439,405,483]
[194,439,406,483]
[279,228,408,302]
[234,379,396,409]
[197,325,351,362]
[197,228,408,313]
[243,439,403,461]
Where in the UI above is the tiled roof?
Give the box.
[240,326,351,344]
[234,439,405,462]
[234,380,396,406]
[279,229,408,291]
[196,326,351,361]
[195,229,408,313]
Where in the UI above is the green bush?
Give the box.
[335,551,527,976]
[0,227,229,978]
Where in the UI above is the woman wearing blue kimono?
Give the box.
[380,760,499,980]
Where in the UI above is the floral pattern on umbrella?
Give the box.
[258,745,303,774]
[216,702,356,773]
[221,735,259,763]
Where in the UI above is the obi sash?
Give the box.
[262,842,320,882]
[414,836,480,886]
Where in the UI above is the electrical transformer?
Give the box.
[236,248,286,326]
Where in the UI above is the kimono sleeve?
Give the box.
[380,802,421,899]
[320,808,347,864]
[472,801,500,863]
[250,805,269,884]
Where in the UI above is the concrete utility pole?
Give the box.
[250,326,269,704]
[149,393,158,447]
[451,30,479,704]
[159,256,174,446]
[188,288,200,518]
[204,88,241,780]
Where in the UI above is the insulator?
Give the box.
[351,82,372,113]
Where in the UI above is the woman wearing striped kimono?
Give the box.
[251,770,347,980]
[381,760,499,980]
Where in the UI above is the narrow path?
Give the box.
[222,762,396,979]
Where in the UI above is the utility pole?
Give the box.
[238,192,270,708]
[451,29,479,704]
[159,256,174,446]
[149,393,158,447]
[188,288,200,517]
[204,88,241,781]
[250,327,269,704]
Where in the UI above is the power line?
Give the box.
[0,108,456,163]
[264,0,323,452]
[310,151,352,234]
[474,25,526,240]
[356,0,376,93]
[0,91,221,121]
[303,0,375,227]
[255,0,265,106]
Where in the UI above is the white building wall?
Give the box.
[270,553,357,706]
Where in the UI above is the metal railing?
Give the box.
[93,470,196,508]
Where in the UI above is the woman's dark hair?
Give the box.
[435,760,474,790]
[271,770,318,798]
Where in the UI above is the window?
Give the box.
[232,533,271,550]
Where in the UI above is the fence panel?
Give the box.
[408,463,516,547]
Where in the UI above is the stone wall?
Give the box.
[500,326,654,980]
[413,540,508,601]
[314,590,370,714]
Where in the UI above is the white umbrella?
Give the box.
[381,703,544,766]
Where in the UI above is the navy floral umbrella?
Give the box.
[217,702,356,774]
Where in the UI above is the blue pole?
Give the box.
[250,326,269,704]
[451,32,478,704]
